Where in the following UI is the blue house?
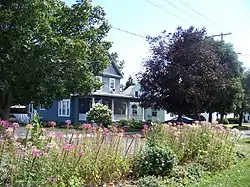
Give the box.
[36,62,142,124]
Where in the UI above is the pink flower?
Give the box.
[48,121,56,127]
[112,126,118,132]
[32,147,41,157]
[40,128,47,133]
[62,143,75,152]
[55,132,64,139]
[78,150,84,156]
[117,133,124,137]
[143,124,149,130]
[82,124,92,129]
[136,133,142,138]
[12,122,19,128]
[132,134,137,139]
[25,124,33,129]
[103,128,109,133]
[65,120,71,125]
[0,120,9,129]
[46,142,55,149]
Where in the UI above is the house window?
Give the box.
[135,91,139,98]
[58,99,70,117]
[132,104,138,116]
[152,109,157,117]
[109,78,115,91]
[96,76,102,92]
[114,100,127,115]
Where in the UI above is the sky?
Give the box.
[66,0,250,83]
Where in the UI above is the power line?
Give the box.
[178,0,214,23]
[144,0,190,24]
[111,26,146,39]
[161,0,201,24]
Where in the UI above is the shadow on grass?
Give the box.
[232,126,250,130]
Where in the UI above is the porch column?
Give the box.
[142,107,145,122]
[92,97,95,107]
[127,101,130,119]
[112,99,114,121]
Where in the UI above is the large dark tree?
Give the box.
[123,76,135,90]
[0,0,111,119]
[139,27,227,119]
[206,41,244,122]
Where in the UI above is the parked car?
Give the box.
[187,114,206,121]
[164,116,195,124]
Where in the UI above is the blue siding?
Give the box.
[104,63,119,75]
[37,101,71,124]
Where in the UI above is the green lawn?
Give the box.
[196,138,250,187]
[224,123,250,130]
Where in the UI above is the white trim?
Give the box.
[109,78,116,91]
[40,104,46,110]
[58,99,70,117]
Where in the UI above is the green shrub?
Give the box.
[86,103,112,127]
[138,176,164,187]
[145,123,241,172]
[133,145,177,177]
[117,119,143,129]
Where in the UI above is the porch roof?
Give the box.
[91,92,133,99]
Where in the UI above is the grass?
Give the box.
[196,138,250,187]
[223,123,250,130]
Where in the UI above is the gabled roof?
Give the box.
[102,61,123,78]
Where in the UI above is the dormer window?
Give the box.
[109,78,115,92]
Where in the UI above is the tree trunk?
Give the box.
[220,112,224,124]
[177,113,182,121]
[239,112,244,127]
[208,112,212,123]
[0,91,12,120]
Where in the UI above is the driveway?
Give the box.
[240,130,250,138]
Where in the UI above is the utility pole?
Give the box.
[209,32,232,41]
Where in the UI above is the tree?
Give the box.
[237,70,250,126]
[109,52,125,74]
[0,0,111,119]
[139,27,227,119]
[206,40,244,122]
[124,76,135,90]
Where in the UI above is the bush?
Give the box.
[133,144,177,177]
[138,176,164,187]
[117,119,143,130]
[86,103,112,127]
[145,123,241,172]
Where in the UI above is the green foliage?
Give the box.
[146,123,241,172]
[0,0,112,119]
[138,176,164,187]
[133,144,177,177]
[86,103,112,127]
[117,119,143,129]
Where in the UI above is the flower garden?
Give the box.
[0,116,245,187]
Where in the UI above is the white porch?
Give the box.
[77,97,144,122]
